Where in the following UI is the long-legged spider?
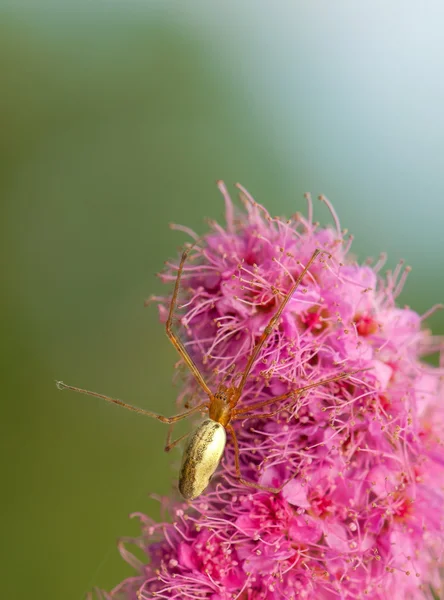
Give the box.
[58,246,363,500]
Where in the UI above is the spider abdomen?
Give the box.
[179,419,226,500]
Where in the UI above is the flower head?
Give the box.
[97,183,444,599]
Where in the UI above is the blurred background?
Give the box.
[1,2,444,598]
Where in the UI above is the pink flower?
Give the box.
[95,183,444,599]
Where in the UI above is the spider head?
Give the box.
[209,385,237,426]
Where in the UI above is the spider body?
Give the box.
[179,419,226,500]
[57,244,365,499]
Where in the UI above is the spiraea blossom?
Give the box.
[95,183,443,600]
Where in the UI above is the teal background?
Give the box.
[1,3,443,599]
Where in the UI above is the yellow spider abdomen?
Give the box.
[179,419,226,500]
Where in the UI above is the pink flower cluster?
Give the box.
[97,183,444,599]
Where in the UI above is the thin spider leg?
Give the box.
[164,424,190,452]
[166,241,213,398]
[219,363,236,387]
[227,424,299,494]
[56,381,209,423]
[239,406,286,422]
[233,368,367,416]
[235,249,320,399]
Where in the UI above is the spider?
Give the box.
[57,246,363,500]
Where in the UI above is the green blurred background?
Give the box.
[1,2,444,598]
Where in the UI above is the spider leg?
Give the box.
[227,424,298,494]
[233,368,368,417]
[56,381,209,423]
[233,395,293,418]
[235,249,321,398]
[164,424,190,452]
[166,241,213,399]
[218,363,236,387]
[238,406,287,422]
